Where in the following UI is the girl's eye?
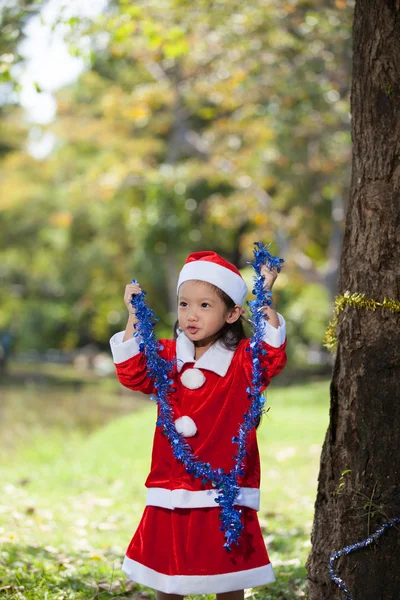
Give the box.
[201,303,210,308]
[179,302,187,307]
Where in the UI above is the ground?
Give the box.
[0,364,329,600]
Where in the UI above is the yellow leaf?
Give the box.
[124,104,150,121]
[283,4,296,14]
[254,213,268,226]
[48,212,73,228]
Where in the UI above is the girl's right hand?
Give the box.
[124,282,142,315]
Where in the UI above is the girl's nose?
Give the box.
[188,312,198,321]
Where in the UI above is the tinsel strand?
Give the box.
[329,517,400,599]
[324,291,400,351]
[129,241,284,550]
[128,252,400,589]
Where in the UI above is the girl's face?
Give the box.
[178,280,241,348]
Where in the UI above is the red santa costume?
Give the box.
[109,252,287,595]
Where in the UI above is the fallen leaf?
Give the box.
[17,478,30,486]
[97,579,123,592]
[44,546,59,554]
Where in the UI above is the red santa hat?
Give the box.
[177,251,248,306]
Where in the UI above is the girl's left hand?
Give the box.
[260,264,278,290]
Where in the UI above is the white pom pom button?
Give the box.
[180,368,206,390]
[175,415,197,437]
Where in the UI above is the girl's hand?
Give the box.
[124,282,142,315]
[260,264,278,290]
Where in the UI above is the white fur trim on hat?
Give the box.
[180,368,206,389]
[177,261,248,305]
[175,416,197,437]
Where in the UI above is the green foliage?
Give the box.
[332,468,352,496]
[0,0,354,360]
[284,283,332,363]
[0,1,41,88]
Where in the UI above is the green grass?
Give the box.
[0,379,330,599]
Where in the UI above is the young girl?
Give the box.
[109,251,287,599]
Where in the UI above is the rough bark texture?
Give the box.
[307,2,400,599]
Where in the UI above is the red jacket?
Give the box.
[110,316,287,511]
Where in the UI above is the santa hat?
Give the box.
[177,251,248,306]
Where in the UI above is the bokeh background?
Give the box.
[0,1,354,599]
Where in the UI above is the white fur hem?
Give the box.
[262,313,286,348]
[146,486,260,510]
[177,261,248,306]
[109,331,142,364]
[122,555,275,594]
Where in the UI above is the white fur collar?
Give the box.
[176,331,235,377]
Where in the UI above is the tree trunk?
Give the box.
[307,2,400,599]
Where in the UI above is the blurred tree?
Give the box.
[0,0,42,363]
[307,1,400,597]
[0,0,353,358]
[0,0,41,154]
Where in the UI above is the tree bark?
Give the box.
[307,2,400,599]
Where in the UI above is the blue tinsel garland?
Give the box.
[128,242,400,587]
[329,516,400,599]
[129,241,284,550]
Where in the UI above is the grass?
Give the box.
[0,374,330,599]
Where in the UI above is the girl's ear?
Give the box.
[226,305,242,324]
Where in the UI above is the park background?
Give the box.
[1,1,354,599]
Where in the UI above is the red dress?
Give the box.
[110,319,287,594]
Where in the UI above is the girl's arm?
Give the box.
[110,334,156,394]
[261,294,280,329]
[123,313,139,342]
[241,263,287,386]
[122,282,141,341]
[110,332,174,395]
[110,282,156,394]
[260,263,280,328]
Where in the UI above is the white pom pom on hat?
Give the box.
[175,416,197,437]
[177,251,248,306]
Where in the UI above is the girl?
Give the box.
[109,251,287,600]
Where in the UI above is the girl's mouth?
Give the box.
[187,326,199,334]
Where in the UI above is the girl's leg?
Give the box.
[156,593,184,600]
[216,591,244,600]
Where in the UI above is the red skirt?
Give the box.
[122,505,275,594]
